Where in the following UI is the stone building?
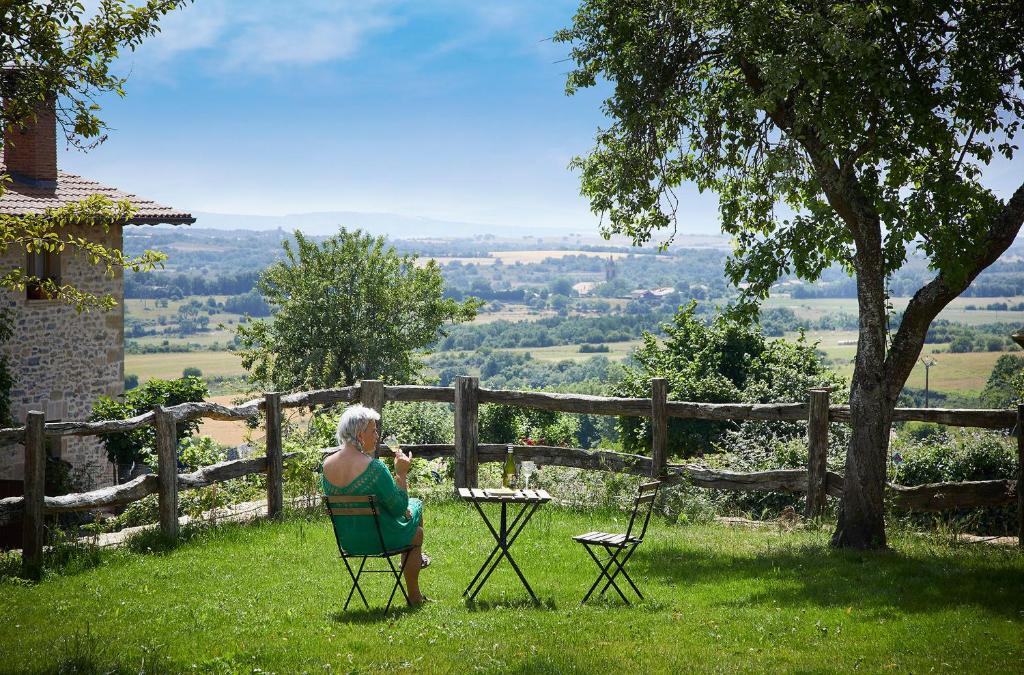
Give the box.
[0,96,193,491]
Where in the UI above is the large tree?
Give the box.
[556,0,1024,548]
[1,0,190,309]
[237,229,481,390]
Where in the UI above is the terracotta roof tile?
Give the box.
[0,166,194,225]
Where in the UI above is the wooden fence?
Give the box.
[1,377,1022,575]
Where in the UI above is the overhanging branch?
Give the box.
[886,179,1024,398]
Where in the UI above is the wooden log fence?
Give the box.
[3,379,1022,574]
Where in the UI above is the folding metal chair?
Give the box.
[573,480,661,604]
[323,494,415,612]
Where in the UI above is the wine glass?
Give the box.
[521,461,536,489]
[383,434,401,455]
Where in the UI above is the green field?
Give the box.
[2,504,1021,673]
[125,296,244,349]
[764,295,1024,326]
[793,330,1006,395]
[125,351,246,383]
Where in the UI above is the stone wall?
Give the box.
[0,222,124,489]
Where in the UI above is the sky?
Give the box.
[56,0,723,236]
[57,1,1022,240]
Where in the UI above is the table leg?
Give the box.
[467,501,542,603]
[463,499,535,596]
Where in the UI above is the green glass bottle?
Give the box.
[502,444,515,489]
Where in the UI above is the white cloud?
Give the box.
[133,0,399,70]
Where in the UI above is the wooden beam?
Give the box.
[265,392,283,519]
[1018,404,1023,548]
[454,376,480,489]
[651,378,668,478]
[479,388,650,416]
[805,388,830,518]
[21,411,45,578]
[153,405,179,541]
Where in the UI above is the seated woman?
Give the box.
[321,404,427,604]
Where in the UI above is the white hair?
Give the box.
[336,404,380,447]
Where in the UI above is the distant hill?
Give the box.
[190,210,732,249]
[193,210,577,239]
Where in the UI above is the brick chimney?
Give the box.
[3,94,58,188]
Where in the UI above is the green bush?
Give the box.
[90,376,209,466]
[615,303,844,457]
[900,421,946,443]
[889,430,1018,534]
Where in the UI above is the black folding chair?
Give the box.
[323,494,415,612]
[573,480,661,604]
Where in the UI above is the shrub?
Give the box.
[182,366,203,378]
[889,430,1018,534]
[90,376,210,467]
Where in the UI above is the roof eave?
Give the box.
[127,216,196,226]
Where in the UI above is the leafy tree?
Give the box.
[1,1,189,309]
[557,1,1024,548]
[982,354,1024,408]
[238,229,480,390]
[90,376,208,469]
[615,303,842,456]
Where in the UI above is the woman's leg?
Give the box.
[403,526,424,602]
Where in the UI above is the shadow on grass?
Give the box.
[632,539,1024,620]
[328,602,424,624]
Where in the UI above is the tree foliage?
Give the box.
[90,376,208,466]
[981,354,1024,408]
[237,229,480,390]
[1,0,190,309]
[615,303,843,456]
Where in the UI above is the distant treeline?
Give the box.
[126,270,260,299]
[433,308,677,351]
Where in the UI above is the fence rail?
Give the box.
[2,379,1021,574]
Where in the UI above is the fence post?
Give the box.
[153,405,179,541]
[806,388,831,518]
[22,411,45,578]
[651,378,668,479]
[360,379,385,416]
[454,375,479,489]
[360,379,386,455]
[1018,405,1023,548]
[265,392,283,518]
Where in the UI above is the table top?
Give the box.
[457,487,552,504]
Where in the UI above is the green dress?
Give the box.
[322,457,423,555]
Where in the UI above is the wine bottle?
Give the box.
[502,444,515,489]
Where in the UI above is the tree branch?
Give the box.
[735,55,879,246]
[885,179,1024,399]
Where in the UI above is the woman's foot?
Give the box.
[409,593,431,605]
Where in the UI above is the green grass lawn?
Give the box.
[2,502,1021,673]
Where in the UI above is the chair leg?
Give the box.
[343,556,370,610]
[595,545,630,603]
[599,544,643,600]
[579,543,629,603]
[384,551,412,612]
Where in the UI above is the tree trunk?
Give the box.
[832,246,891,549]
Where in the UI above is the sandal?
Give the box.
[420,553,432,569]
